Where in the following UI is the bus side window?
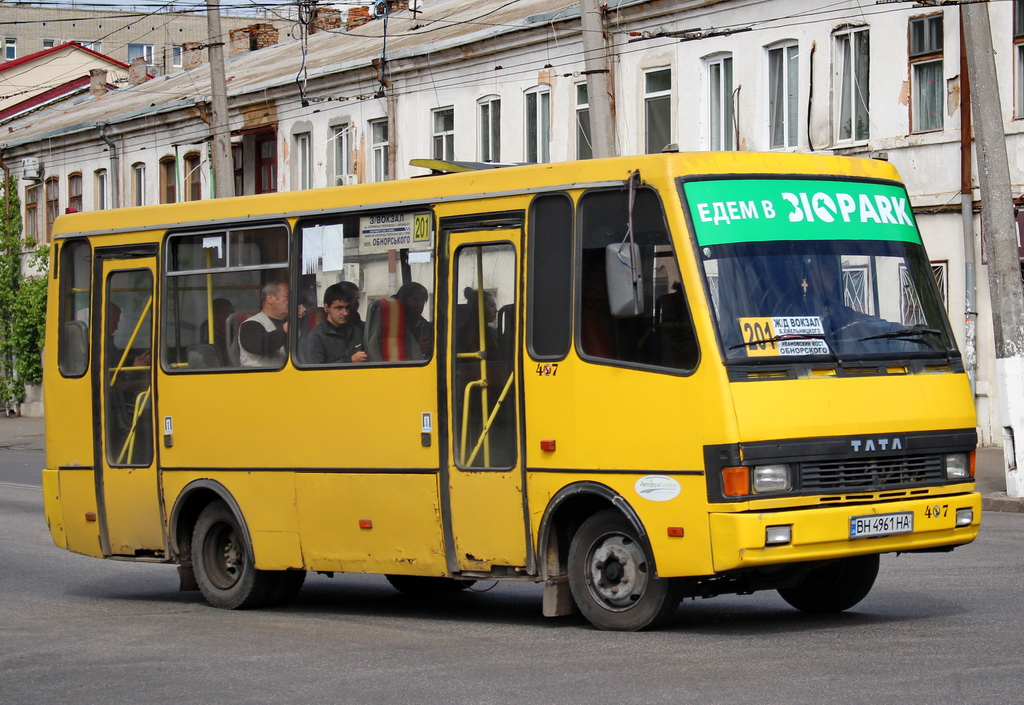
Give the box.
[577,188,698,372]
[528,193,573,360]
[294,213,435,367]
[58,239,92,378]
[163,225,289,372]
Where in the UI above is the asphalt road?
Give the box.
[3,448,1022,705]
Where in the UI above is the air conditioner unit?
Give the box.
[21,157,42,182]
[337,174,358,186]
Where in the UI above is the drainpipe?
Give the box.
[98,122,121,209]
[959,13,977,396]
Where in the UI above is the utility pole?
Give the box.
[962,4,1024,497]
[207,0,234,198]
[580,0,615,158]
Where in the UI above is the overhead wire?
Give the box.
[6,0,974,169]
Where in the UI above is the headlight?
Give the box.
[752,464,792,494]
[945,453,969,480]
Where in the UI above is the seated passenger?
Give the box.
[300,282,368,364]
[394,281,432,357]
[239,281,289,368]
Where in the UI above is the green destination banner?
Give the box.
[683,179,921,246]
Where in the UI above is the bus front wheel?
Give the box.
[192,501,275,609]
[568,509,680,631]
[777,554,880,613]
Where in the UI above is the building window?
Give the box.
[24,185,37,243]
[160,157,177,204]
[94,169,107,210]
[333,125,353,185]
[644,68,672,154]
[128,43,155,65]
[131,163,146,206]
[576,83,593,160]
[525,86,550,163]
[172,45,183,68]
[432,107,455,161]
[706,54,734,150]
[74,40,101,52]
[255,133,277,194]
[910,14,943,133]
[1015,1,1024,116]
[45,177,59,241]
[295,132,312,190]
[68,173,83,212]
[370,118,389,182]
[768,42,799,149]
[4,38,16,61]
[479,96,500,162]
[43,39,55,50]
[835,27,870,142]
[232,144,243,196]
[184,152,202,201]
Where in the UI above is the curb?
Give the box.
[982,492,1024,514]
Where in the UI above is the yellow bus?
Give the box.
[42,152,980,630]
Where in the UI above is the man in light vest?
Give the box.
[239,281,290,368]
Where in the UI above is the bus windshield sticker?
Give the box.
[634,475,681,502]
[739,316,830,356]
[683,179,921,247]
[359,212,433,254]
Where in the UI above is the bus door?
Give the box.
[444,233,530,574]
[94,249,164,557]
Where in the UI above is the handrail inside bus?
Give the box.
[116,385,152,465]
[109,295,152,387]
[464,371,515,467]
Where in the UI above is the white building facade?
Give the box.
[2,0,1023,443]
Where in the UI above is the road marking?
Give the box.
[0,481,41,491]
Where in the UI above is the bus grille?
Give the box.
[800,455,945,492]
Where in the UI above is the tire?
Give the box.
[385,575,476,595]
[777,554,880,613]
[191,501,275,609]
[568,509,681,631]
[265,570,306,607]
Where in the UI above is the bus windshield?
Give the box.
[682,176,957,363]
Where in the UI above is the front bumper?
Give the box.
[709,491,981,572]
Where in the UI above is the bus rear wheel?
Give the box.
[568,509,680,631]
[777,554,880,613]
[192,501,275,609]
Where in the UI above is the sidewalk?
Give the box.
[2,414,1021,511]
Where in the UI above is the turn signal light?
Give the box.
[722,466,750,497]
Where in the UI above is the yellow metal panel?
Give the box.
[156,366,438,470]
[42,469,66,549]
[709,492,981,572]
[729,373,975,442]
[252,530,304,571]
[55,469,104,558]
[294,473,446,574]
[103,467,164,555]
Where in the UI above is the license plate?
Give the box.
[849,511,914,539]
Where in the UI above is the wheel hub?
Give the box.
[587,534,649,610]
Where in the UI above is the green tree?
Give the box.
[0,174,48,408]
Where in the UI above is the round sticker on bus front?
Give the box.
[634,475,681,502]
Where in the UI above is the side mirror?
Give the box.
[605,243,644,317]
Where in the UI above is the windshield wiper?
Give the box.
[858,326,942,343]
[729,333,841,365]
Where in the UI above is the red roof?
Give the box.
[0,42,130,73]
